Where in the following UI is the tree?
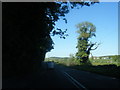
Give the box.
[3,1,99,77]
[76,22,99,63]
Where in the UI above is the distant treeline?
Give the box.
[45,55,120,66]
[91,55,120,60]
[46,55,120,61]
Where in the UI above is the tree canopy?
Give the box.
[3,1,99,77]
[76,22,99,63]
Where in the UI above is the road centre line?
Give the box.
[63,72,88,90]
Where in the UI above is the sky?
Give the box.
[46,2,118,58]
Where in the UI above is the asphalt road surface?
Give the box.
[2,62,120,89]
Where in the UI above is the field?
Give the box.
[45,55,120,78]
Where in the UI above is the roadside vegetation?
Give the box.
[3,1,98,78]
[45,55,120,79]
[45,21,119,78]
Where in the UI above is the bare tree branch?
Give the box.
[91,43,100,50]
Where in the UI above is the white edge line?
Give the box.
[63,72,88,90]
[64,73,81,88]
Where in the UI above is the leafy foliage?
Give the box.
[3,1,98,77]
[76,22,99,63]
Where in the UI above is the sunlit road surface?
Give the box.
[3,63,120,89]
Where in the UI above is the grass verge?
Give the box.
[56,63,120,79]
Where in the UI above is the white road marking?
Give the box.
[63,72,88,90]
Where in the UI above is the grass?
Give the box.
[56,62,120,79]
[68,64,120,79]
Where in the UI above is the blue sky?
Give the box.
[46,2,118,58]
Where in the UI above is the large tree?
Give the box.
[3,1,98,77]
[76,22,99,63]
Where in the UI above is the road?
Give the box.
[2,62,120,89]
